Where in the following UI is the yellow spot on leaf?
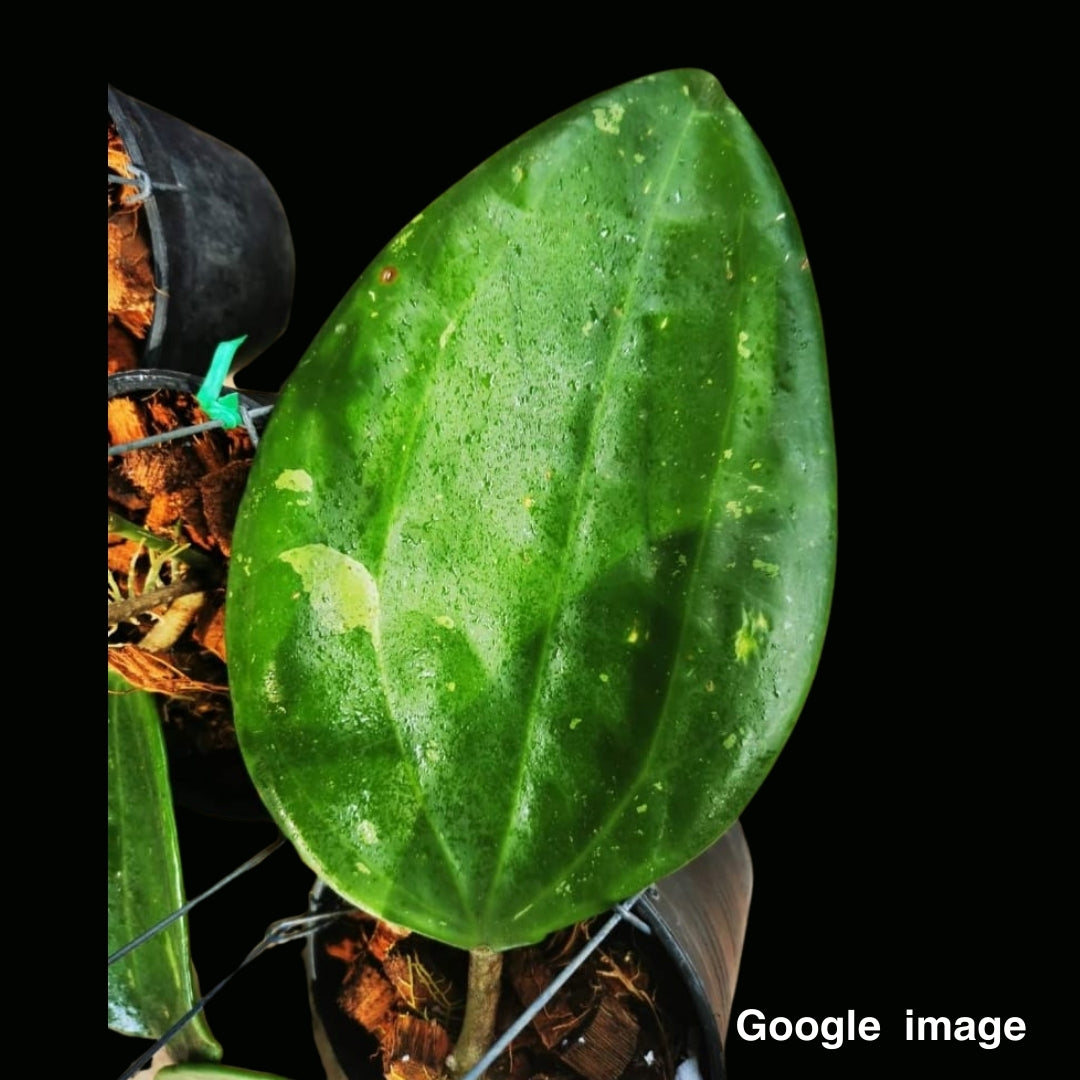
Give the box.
[389,226,415,252]
[275,469,314,493]
[737,331,751,359]
[592,103,625,134]
[279,544,380,639]
[734,608,770,664]
[434,615,455,629]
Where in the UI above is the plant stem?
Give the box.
[447,947,504,1077]
[108,578,206,626]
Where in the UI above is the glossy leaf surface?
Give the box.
[228,70,835,950]
[108,671,220,1060]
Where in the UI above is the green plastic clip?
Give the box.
[196,336,248,427]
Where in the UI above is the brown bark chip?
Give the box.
[558,997,639,1080]
[368,921,412,964]
[199,459,251,557]
[508,948,586,1052]
[340,964,398,1038]
[192,600,227,662]
[108,396,149,448]
[108,318,139,374]
[385,1014,452,1079]
[108,211,155,339]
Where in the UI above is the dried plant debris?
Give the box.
[108,387,254,748]
[108,122,155,372]
[322,915,691,1080]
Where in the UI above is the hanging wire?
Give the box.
[117,909,345,1080]
[108,166,186,205]
[107,403,273,457]
[108,834,285,967]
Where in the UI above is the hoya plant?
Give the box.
[226,69,834,1068]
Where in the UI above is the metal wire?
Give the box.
[108,166,186,205]
[116,909,345,1080]
[108,834,285,967]
[107,403,273,457]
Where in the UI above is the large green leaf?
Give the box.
[108,670,221,1060]
[227,69,835,950]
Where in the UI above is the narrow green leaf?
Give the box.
[228,70,836,950]
[108,670,221,1061]
[158,1065,293,1079]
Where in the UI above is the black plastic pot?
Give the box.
[109,87,295,377]
[304,823,752,1080]
[638,823,752,1080]
[106,367,276,412]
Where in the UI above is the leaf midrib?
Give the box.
[365,164,566,940]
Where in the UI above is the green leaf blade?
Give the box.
[228,70,835,949]
[108,671,221,1060]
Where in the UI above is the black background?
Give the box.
[109,40,1044,1078]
